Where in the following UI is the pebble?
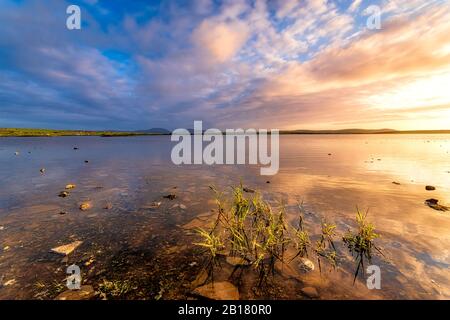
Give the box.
[79,202,92,211]
[193,282,239,300]
[55,285,95,300]
[301,286,319,298]
[51,241,83,256]
[58,191,69,198]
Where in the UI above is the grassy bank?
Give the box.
[0,128,159,137]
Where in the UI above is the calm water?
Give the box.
[0,134,449,299]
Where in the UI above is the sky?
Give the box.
[0,0,449,131]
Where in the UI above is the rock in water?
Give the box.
[4,279,16,286]
[425,199,449,211]
[65,184,76,190]
[298,258,315,273]
[163,194,177,200]
[40,168,45,174]
[79,202,92,211]
[301,287,319,299]
[142,201,161,209]
[226,256,249,266]
[193,282,239,300]
[191,269,208,289]
[58,191,69,198]
[425,185,436,191]
[55,285,95,300]
[51,241,83,256]
[243,187,255,193]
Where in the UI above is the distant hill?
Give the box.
[135,128,171,134]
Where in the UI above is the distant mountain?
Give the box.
[135,128,171,134]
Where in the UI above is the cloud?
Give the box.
[192,19,249,64]
[348,0,363,12]
[0,0,449,130]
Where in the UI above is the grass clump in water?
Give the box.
[98,279,134,299]
[194,185,382,291]
[343,207,382,283]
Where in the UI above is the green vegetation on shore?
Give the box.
[0,128,161,137]
[2,127,449,137]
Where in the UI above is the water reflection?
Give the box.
[0,135,449,299]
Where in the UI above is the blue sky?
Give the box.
[1,0,449,130]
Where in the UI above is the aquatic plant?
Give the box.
[195,185,291,288]
[98,279,133,299]
[290,202,311,261]
[194,227,224,283]
[33,280,66,299]
[194,185,383,292]
[343,207,381,283]
[314,220,338,272]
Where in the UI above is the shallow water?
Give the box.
[0,134,449,299]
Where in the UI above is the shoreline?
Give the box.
[1,128,450,137]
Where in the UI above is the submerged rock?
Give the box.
[79,202,92,211]
[104,203,113,210]
[191,269,208,289]
[58,191,69,198]
[4,279,16,287]
[301,286,319,298]
[163,194,177,200]
[55,285,95,300]
[425,185,436,191]
[425,199,449,211]
[142,201,161,209]
[226,256,249,266]
[193,281,239,300]
[51,241,83,256]
[274,261,301,280]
